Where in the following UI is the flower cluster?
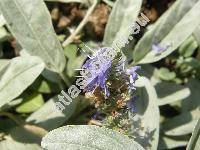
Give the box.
[83,48,140,96]
[82,47,140,134]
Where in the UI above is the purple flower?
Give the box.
[152,43,169,54]
[125,66,141,90]
[82,48,113,97]
[127,96,137,113]
[82,47,141,98]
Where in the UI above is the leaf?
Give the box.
[0,0,66,73]
[64,44,86,77]
[155,82,190,106]
[64,44,77,59]
[181,57,200,71]
[16,93,44,113]
[0,15,9,42]
[134,77,160,150]
[103,0,142,46]
[0,56,44,108]
[0,26,9,42]
[0,59,9,72]
[156,67,176,81]
[0,119,16,133]
[30,76,62,93]
[133,0,200,64]
[0,14,6,26]
[26,95,78,130]
[41,125,145,150]
[181,79,200,112]
[179,36,198,57]
[138,64,161,86]
[0,138,41,150]
[162,108,200,136]
[42,69,62,84]
[1,98,23,111]
[194,26,200,45]
[187,119,200,150]
[159,135,189,149]
[9,126,42,144]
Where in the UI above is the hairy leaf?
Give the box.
[41,125,145,150]
[0,56,44,108]
[134,77,160,150]
[133,0,200,64]
[0,138,41,150]
[156,67,176,81]
[0,0,66,73]
[163,109,200,136]
[0,59,9,72]
[182,79,200,112]
[159,135,189,149]
[155,82,190,106]
[26,95,78,130]
[179,36,198,57]
[103,0,142,46]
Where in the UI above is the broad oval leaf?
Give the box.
[41,125,145,150]
[133,0,200,64]
[0,56,45,108]
[0,0,66,73]
[103,0,142,46]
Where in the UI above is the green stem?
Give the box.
[0,112,23,126]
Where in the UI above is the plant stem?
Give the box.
[62,0,98,47]
[0,112,23,125]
